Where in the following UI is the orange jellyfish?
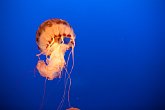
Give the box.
[36,18,79,110]
[36,18,75,80]
[66,107,80,110]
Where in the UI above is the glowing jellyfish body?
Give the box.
[66,107,80,110]
[36,18,75,80]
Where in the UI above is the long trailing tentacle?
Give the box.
[69,46,75,75]
[67,46,75,108]
[57,66,69,110]
[40,78,47,110]
[57,45,75,110]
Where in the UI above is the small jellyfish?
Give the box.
[66,107,80,110]
[36,18,75,80]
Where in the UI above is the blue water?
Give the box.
[1,0,165,110]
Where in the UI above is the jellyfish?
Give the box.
[36,18,75,80]
[36,18,79,110]
[66,107,80,110]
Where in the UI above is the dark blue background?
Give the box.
[1,0,165,110]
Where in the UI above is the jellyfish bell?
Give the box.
[66,107,80,110]
[36,18,75,80]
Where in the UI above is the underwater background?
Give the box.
[1,0,165,110]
